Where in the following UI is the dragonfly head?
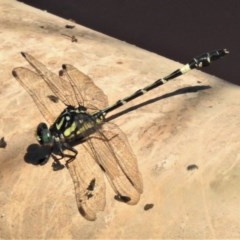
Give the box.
[36,122,53,146]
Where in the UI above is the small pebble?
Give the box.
[0,137,7,148]
[65,24,75,29]
[187,164,199,171]
[144,203,154,211]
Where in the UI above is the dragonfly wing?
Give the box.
[20,52,108,110]
[67,142,106,221]
[61,64,108,112]
[89,123,143,205]
[102,122,143,194]
[12,67,65,124]
[20,52,77,107]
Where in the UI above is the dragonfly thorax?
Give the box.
[47,106,105,144]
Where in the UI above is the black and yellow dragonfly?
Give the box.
[12,49,228,220]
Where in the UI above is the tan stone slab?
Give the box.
[0,0,239,239]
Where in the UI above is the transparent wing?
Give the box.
[20,52,108,110]
[88,122,143,205]
[67,120,143,219]
[20,52,75,106]
[60,64,108,112]
[67,142,106,221]
[12,67,65,124]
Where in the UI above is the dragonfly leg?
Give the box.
[51,148,77,170]
[51,153,65,171]
[62,142,78,168]
[50,142,78,170]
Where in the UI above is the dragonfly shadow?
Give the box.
[106,85,211,121]
[24,143,51,166]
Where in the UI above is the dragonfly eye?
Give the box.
[36,122,53,145]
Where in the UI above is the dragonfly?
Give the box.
[12,49,228,220]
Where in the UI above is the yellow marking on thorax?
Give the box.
[56,117,65,130]
[64,122,77,137]
[64,116,104,138]
[76,122,94,135]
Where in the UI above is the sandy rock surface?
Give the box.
[0,0,240,239]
